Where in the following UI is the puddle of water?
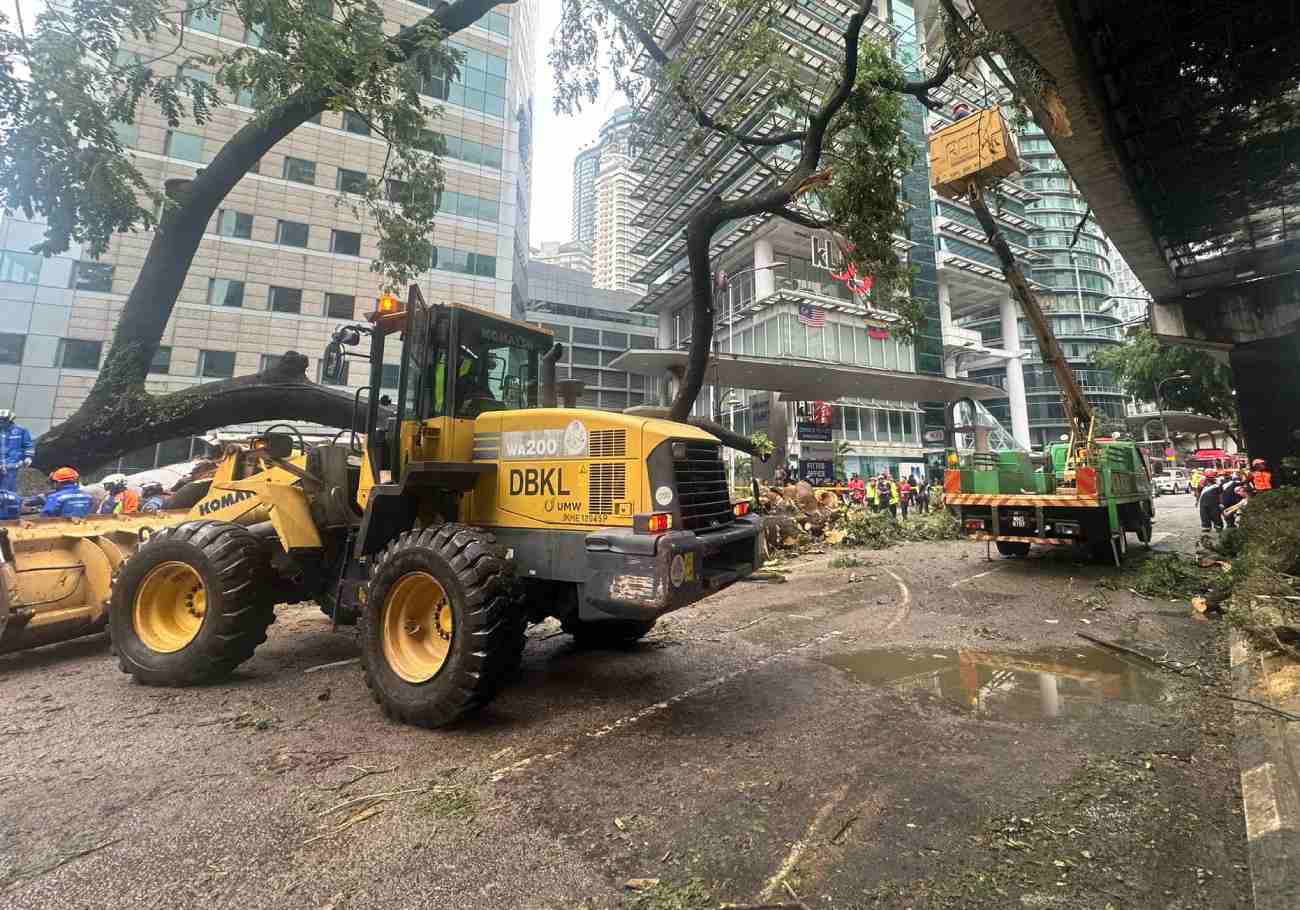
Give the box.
[821,646,1170,722]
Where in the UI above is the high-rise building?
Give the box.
[571,144,601,247]
[533,240,594,273]
[0,3,537,469]
[592,143,646,293]
[566,108,637,275]
[525,262,657,413]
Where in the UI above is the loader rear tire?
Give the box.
[361,524,520,728]
[562,616,657,647]
[995,541,1031,558]
[110,521,274,686]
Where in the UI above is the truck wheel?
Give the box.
[110,521,274,686]
[562,616,657,647]
[995,541,1031,558]
[360,524,520,728]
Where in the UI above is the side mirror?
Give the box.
[321,341,346,384]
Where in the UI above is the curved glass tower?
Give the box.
[963,124,1129,449]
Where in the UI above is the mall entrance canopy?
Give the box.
[607,349,1004,403]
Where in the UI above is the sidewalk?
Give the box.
[1231,631,1300,908]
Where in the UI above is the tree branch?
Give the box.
[799,0,876,174]
[1070,206,1092,249]
[777,207,832,230]
[597,0,806,148]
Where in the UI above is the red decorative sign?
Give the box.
[867,327,891,340]
[830,260,873,297]
[812,401,833,427]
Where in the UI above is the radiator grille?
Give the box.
[588,429,627,458]
[589,462,626,515]
[671,441,733,531]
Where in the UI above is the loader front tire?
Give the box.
[110,521,274,686]
[361,524,520,728]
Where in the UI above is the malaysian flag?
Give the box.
[798,302,826,327]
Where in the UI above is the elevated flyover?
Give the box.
[972,0,1300,466]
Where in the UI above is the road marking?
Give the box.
[758,783,849,901]
[1241,763,1282,840]
[949,565,1006,588]
[881,568,911,634]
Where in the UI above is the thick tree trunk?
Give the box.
[668,203,726,422]
[33,353,373,471]
[34,0,508,470]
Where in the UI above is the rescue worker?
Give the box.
[847,473,865,506]
[1188,468,1202,499]
[0,408,34,494]
[877,473,900,519]
[1198,472,1225,533]
[140,481,166,514]
[1220,474,1247,528]
[98,473,140,515]
[866,477,880,511]
[899,477,913,519]
[41,468,94,518]
[1250,458,1273,492]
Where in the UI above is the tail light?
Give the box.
[733,501,750,518]
[634,512,673,534]
[964,518,986,531]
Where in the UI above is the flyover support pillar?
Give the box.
[1000,295,1032,449]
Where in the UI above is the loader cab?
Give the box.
[354,290,552,485]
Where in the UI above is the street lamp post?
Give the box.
[720,261,788,491]
[1154,372,1192,467]
[1069,251,1086,318]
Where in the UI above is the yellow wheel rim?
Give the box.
[382,572,453,684]
[133,561,206,653]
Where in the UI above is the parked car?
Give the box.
[1154,472,1190,495]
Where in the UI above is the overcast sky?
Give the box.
[527,2,624,246]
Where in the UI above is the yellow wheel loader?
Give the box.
[106,286,765,727]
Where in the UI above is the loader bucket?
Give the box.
[0,514,177,655]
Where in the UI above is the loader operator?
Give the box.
[0,408,34,494]
[42,468,94,518]
[98,473,140,515]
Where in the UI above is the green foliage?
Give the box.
[625,879,714,910]
[0,0,460,289]
[1091,330,1239,428]
[830,553,865,568]
[748,431,776,459]
[1214,489,1300,650]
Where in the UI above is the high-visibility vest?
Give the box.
[1252,470,1273,492]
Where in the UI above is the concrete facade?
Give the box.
[1,2,537,471]
[524,262,656,413]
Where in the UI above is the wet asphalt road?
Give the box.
[0,494,1251,909]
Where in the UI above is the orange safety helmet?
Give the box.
[1251,458,1267,469]
[49,467,79,483]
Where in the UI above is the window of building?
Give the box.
[112,121,138,147]
[276,220,309,247]
[420,40,508,118]
[336,167,367,195]
[164,130,203,162]
[70,261,114,293]
[57,338,102,370]
[184,6,220,33]
[571,327,599,346]
[180,66,213,86]
[342,111,370,135]
[207,278,245,308]
[150,346,172,374]
[572,347,600,366]
[282,156,316,185]
[259,353,281,372]
[0,333,24,365]
[385,179,411,204]
[216,209,253,239]
[0,250,42,285]
[330,229,361,256]
[268,286,303,314]
[198,349,236,378]
[325,293,355,319]
[380,363,400,389]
